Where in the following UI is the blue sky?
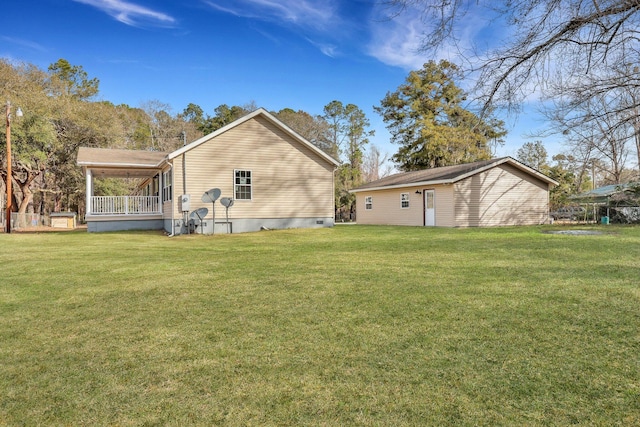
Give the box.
[2,0,562,165]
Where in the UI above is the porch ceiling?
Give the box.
[90,167,162,179]
[77,147,168,178]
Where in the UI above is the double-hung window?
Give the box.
[401,193,410,209]
[365,196,373,210]
[162,170,172,202]
[235,170,252,200]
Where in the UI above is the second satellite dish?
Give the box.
[202,188,222,234]
[220,197,234,234]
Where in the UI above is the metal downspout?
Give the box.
[181,131,187,233]
[168,163,175,237]
[182,131,187,195]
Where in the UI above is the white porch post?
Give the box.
[85,168,93,215]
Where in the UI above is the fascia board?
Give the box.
[79,161,164,169]
[167,109,262,160]
[350,157,559,194]
[507,160,559,186]
[350,179,454,193]
[449,157,559,186]
[167,108,340,167]
[259,110,341,167]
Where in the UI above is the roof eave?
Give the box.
[350,157,559,193]
[167,110,262,160]
[501,157,559,186]
[350,179,455,193]
[258,109,340,167]
[78,162,165,169]
[448,157,557,186]
[168,108,340,168]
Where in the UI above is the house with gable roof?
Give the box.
[77,108,340,234]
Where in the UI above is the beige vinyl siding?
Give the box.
[356,188,423,225]
[433,185,455,227]
[355,185,455,227]
[171,157,186,218]
[454,163,549,226]
[170,115,334,219]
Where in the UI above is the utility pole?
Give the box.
[5,102,22,233]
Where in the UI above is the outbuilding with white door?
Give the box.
[350,157,557,227]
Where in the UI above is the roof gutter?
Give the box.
[77,161,164,169]
[167,163,176,237]
[350,179,454,193]
[350,157,559,193]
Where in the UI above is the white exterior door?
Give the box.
[424,190,435,226]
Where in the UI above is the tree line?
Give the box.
[385,0,640,208]
[0,59,374,218]
[1,57,508,221]
[6,36,638,222]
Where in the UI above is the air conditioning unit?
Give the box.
[180,194,191,212]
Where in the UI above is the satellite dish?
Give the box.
[220,197,234,233]
[202,188,221,235]
[189,208,209,221]
[189,207,209,234]
[190,207,208,221]
[201,188,221,203]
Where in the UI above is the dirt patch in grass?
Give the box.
[544,229,607,235]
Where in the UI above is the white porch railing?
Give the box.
[90,196,161,215]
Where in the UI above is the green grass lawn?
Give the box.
[1,225,639,426]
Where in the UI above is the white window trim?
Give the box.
[162,170,172,202]
[365,195,373,210]
[234,169,253,201]
[401,193,410,209]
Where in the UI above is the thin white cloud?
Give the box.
[366,11,427,71]
[203,0,337,32]
[102,58,141,64]
[73,0,176,27]
[306,38,337,58]
[204,0,340,57]
[1,36,46,52]
[319,44,337,58]
[367,3,497,71]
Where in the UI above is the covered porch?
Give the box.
[77,147,168,232]
[571,182,640,224]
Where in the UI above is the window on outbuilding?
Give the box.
[401,193,410,209]
[365,196,373,210]
[235,170,252,200]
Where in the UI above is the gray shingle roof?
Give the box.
[351,157,557,192]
